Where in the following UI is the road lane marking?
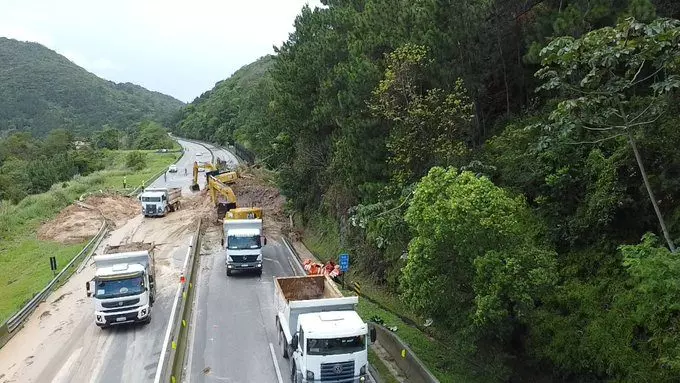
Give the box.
[269,343,284,383]
[51,346,82,383]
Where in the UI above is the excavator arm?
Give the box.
[208,175,237,219]
[191,161,200,191]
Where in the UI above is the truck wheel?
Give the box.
[280,329,289,359]
[226,269,232,277]
[143,315,151,325]
[256,270,262,277]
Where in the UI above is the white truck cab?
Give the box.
[139,187,181,217]
[86,244,156,328]
[275,275,376,383]
[292,311,371,382]
[223,208,266,276]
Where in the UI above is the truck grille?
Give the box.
[229,255,259,263]
[102,298,140,309]
[320,361,354,381]
[146,205,157,214]
[103,305,141,313]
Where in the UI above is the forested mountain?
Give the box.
[171,55,274,145]
[0,37,184,136]
[174,1,680,381]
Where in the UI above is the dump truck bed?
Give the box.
[104,242,154,254]
[276,274,343,301]
[167,187,181,203]
[274,275,358,341]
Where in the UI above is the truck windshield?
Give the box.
[142,197,161,202]
[94,276,145,299]
[307,335,366,355]
[227,235,261,250]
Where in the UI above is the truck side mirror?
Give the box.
[262,236,267,246]
[221,238,224,246]
[370,327,377,343]
[291,334,299,350]
[86,280,94,297]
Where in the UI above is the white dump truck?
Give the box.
[275,275,376,383]
[223,207,267,276]
[139,187,181,217]
[85,242,156,328]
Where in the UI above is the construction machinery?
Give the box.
[223,207,266,276]
[206,169,240,220]
[190,161,218,191]
[274,275,376,382]
[139,187,182,217]
[190,158,232,191]
[86,242,156,328]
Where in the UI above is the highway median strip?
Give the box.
[154,218,203,383]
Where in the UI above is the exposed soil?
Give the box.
[37,193,139,244]
[230,168,287,238]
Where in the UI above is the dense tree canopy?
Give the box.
[173,0,680,380]
[0,37,184,137]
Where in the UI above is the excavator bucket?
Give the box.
[191,161,201,191]
[216,202,237,220]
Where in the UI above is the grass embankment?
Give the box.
[0,149,179,323]
[299,213,497,383]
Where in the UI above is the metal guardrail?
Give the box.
[0,221,109,348]
[233,142,255,165]
[154,218,202,383]
[282,234,442,382]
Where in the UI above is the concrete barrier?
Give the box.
[373,323,439,383]
[153,218,202,383]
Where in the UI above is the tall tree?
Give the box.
[536,17,680,252]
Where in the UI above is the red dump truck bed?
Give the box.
[274,275,358,342]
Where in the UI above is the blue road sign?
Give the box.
[339,253,350,272]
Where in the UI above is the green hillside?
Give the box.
[171,54,274,148]
[174,1,680,381]
[0,37,184,136]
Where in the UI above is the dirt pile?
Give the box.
[37,193,139,244]
[231,169,287,237]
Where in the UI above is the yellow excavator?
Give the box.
[190,161,217,191]
[190,158,233,191]
[207,173,238,219]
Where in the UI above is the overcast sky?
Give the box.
[0,0,322,103]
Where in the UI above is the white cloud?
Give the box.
[0,0,322,102]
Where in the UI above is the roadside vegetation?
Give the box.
[173,1,680,381]
[0,128,178,323]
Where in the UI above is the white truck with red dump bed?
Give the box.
[274,275,376,383]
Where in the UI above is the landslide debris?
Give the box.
[231,167,287,238]
[37,193,139,244]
